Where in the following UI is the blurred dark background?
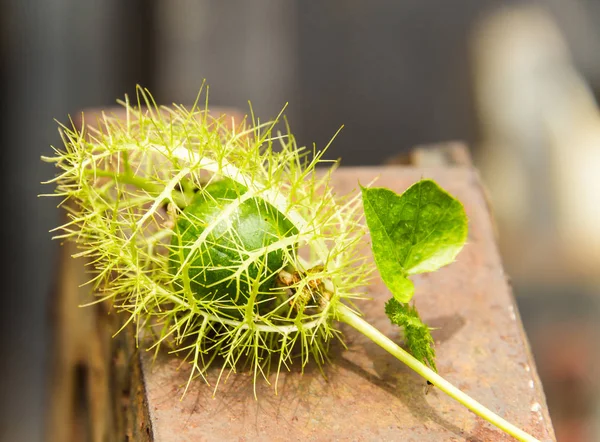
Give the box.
[2,1,599,441]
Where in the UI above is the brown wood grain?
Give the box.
[136,167,555,442]
[48,166,556,442]
[46,119,555,441]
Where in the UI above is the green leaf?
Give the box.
[361,180,467,303]
[385,298,437,371]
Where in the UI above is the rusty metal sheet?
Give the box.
[138,167,555,441]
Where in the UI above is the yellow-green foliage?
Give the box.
[43,86,371,395]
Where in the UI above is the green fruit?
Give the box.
[169,178,298,309]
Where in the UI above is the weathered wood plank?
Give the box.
[47,226,152,442]
[384,141,473,167]
[135,167,555,441]
[47,119,555,440]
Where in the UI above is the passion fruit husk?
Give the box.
[169,178,299,316]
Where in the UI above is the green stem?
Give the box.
[335,303,539,442]
[86,168,191,207]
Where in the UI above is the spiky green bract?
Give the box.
[384,298,436,371]
[42,86,372,395]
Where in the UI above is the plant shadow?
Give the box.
[142,313,495,440]
[145,331,348,429]
[335,313,491,441]
[427,313,467,344]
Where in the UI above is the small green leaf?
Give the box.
[361,180,467,302]
[385,298,437,371]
